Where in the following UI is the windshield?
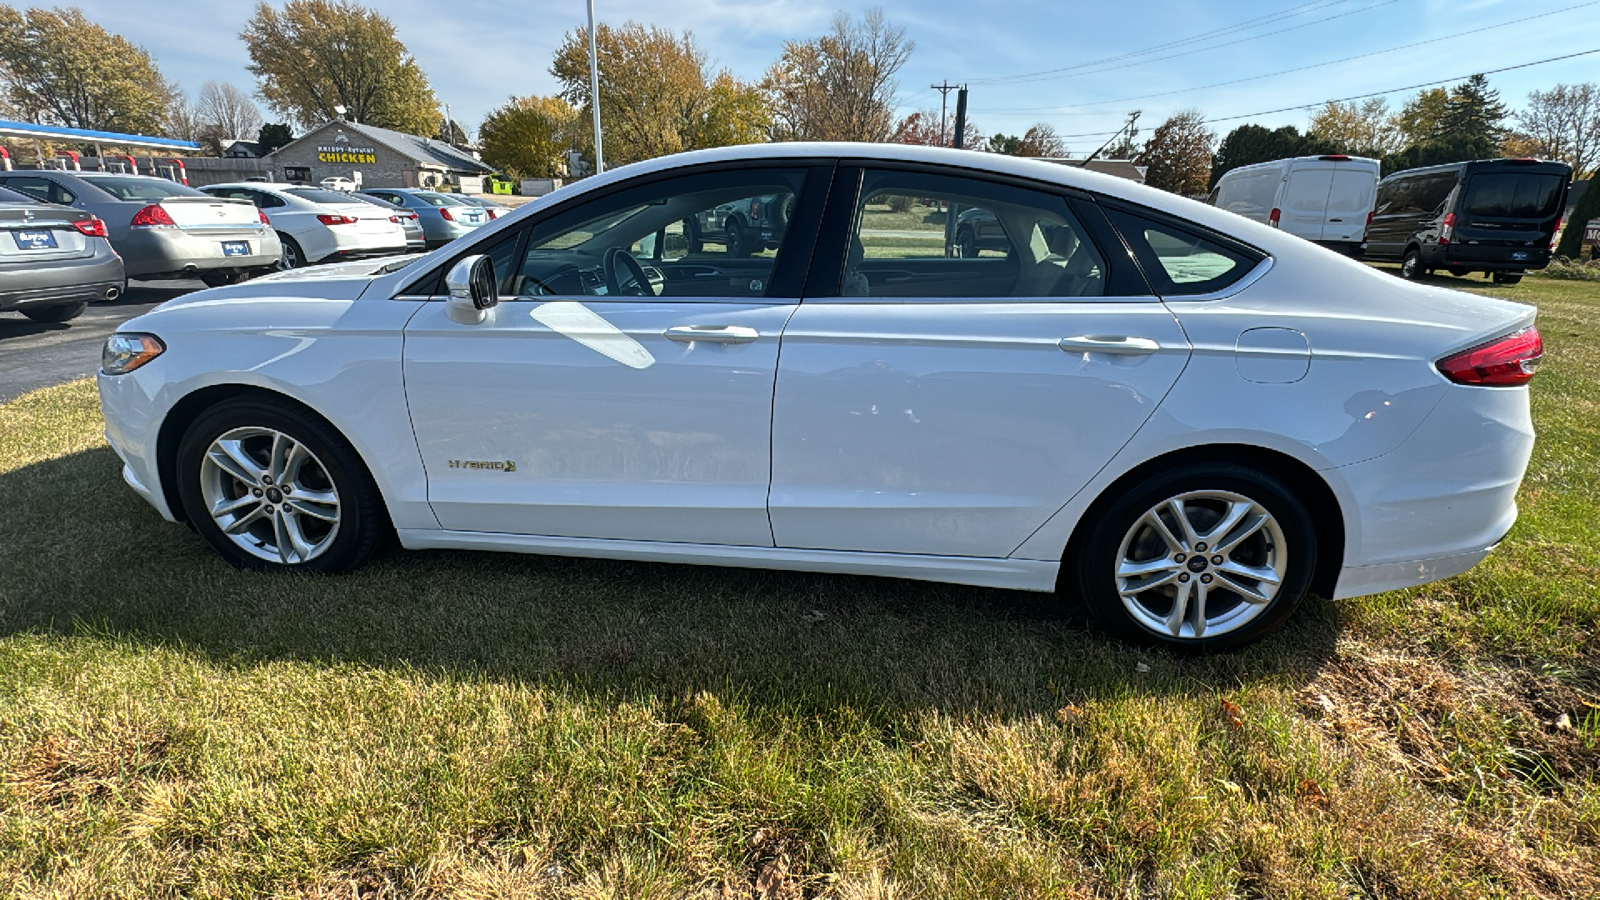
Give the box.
[83,175,207,201]
[286,187,364,205]
[1463,173,1563,218]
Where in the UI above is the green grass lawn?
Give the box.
[1,271,1597,898]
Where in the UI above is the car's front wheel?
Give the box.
[1073,462,1317,651]
[175,397,385,573]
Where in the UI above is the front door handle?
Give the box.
[665,325,759,344]
[1059,335,1161,356]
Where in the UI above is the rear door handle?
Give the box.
[1059,335,1161,356]
[1328,218,1343,222]
[665,325,759,344]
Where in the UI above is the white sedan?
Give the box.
[200,183,407,268]
[98,144,1540,651]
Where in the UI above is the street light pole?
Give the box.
[586,0,604,174]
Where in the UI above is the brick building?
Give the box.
[263,119,495,189]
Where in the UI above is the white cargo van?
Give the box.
[1208,154,1379,255]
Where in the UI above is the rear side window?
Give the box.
[83,175,205,200]
[1,176,75,205]
[1105,207,1262,296]
[1462,173,1563,218]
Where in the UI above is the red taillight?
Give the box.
[1268,207,1281,228]
[1365,210,1374,231]
[487,209,498,219]
[1437,328,1543,387]
[1440,212,1456,246]
[439,207,455,222]
[1319,154,1350,161]
[388,215,400,223]
[130,204,175,227]
[316,214,358,226]
[72,217,107,238]
[258,209,270,225]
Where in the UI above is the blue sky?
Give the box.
[69,0,1600,155]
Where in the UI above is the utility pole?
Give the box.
[1085,110,1141,164]
[952,87,968,149]
[587,0,604,174]
[931,80,957,146]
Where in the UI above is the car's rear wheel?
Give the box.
[278,234,305,269]
[175,398,385,573]
[1073,463,1317,651]
[726,221,748,257]
[1400,249,1424,279]
[957,227,978,259]
[200,271,242,288]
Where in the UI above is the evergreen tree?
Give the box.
[1441,74,1509,145]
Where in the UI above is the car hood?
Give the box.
[146,257,416,312]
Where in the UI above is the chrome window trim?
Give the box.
[1157,255,1274,303]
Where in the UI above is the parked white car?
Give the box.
[319,177,357,192]
[1209,155,1379,256]
[98,143,1540,651]
[200,182,407,268]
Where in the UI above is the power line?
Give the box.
[1029,47,1600,138]
[970,0,1349,85]
[973,0,1400,86]
[984,1,1600,114]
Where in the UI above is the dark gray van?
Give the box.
[1364,158,1572,285]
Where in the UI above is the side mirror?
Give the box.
[445,255,498,324]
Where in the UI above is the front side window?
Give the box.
[842,170,1107,299]
[496,167,811,300]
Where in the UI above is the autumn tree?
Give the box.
[0,5,176,133]
[893,110,983,148]
[1138,110,1214,196]
[551,22,769,167]
[1307,98,1399,155]
[988,124,1066,158]
[241,0,440,135]
[1515,83,1600,177]
[1391,87,1449,147]
[479,95,580,179]
[194,80,263,154]
[764,8,912,142]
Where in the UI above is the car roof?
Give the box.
[526,141,1291,253]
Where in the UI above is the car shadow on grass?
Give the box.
[0,447,1344,720]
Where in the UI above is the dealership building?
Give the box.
[264,119,495,190]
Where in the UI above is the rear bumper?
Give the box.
[1430,245,1551,272]
[0,251,125,310]
[118,227,280,277]
[1331,383,1533,598]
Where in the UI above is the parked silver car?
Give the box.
[0,185,125,323]
[357,188,489,249]
[346,191,426,252]
[0,171,279,287]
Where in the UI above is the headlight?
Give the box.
[102,333,166,375]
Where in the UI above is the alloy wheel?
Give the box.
[1113,490,1287,640]
[198,426,341,564]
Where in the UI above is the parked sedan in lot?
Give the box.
[454,195,513,220]
[201,183,407,268]
[346,191,426,252]
[1,185,124,323]
[0,171,279,286]
[97,143,1543,652]
[357,188,489,248]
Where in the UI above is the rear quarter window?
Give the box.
[1104,207,1264,296]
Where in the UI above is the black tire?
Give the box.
[200,271,242,288]
[1492,272,1522,285]
[20,301,87,323]
[957,227,977,259]
[725,221,748,257]
[1399,248,1423,280]
[683,218,703,254]
[1071,462,1317,652]
[175,397,386,573]
[278,233,305,269]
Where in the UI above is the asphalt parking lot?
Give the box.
[0,280,200,402]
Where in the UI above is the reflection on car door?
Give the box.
[768,167,1192,558]
[401,165,826,546]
